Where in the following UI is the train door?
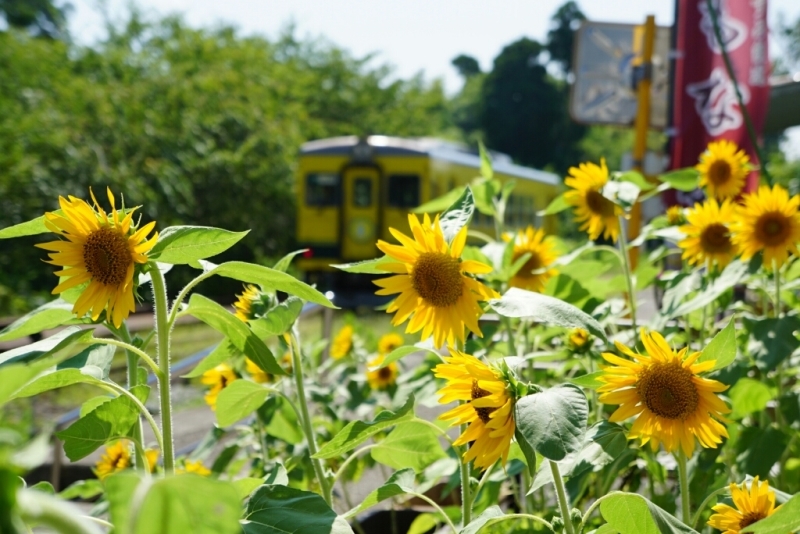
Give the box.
[341,166,380,260]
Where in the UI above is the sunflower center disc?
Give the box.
[707,160,732,186]
[700,223,732,253]
[83,226,133,286]
[636,361,699,419]
[586,190,616,218]
[411,252,463,307]
[515,252,542,279]
[739,512,767,529]
[471,380,495,424]
[756,212,791,246]
[378,367,393,381]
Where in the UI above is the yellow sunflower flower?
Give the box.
[503,226,559,292]
[375,214,498,349]
[201,364,237,410]
[144,449,159,473]
[666,206,684,225]
[564,159,623,242]
[678,199,737,269]
[177,459,212,476]
[331,325,354,360]
[378,333,405,355]
[730,185,800,270]
[233,284,260,322]
[697,140,750,200]
[94,440,131,479]
[434,350,515,471]
[598,330,731,457]
[245,357,272,383]
[708,477,780,534]
[366,355,399,390]
[568,328,591,351]
[36,188,158,327]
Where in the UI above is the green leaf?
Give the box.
[439,186,475,244]
[670,260,749,318]
[186,294,284,376]
[413,186,467,214]
[105,472,140,534]
[243,485,354,534]
[472,178,499,216]
[58,343,115,378]
[659,168,700,192]
[601,180,640,211]
[314,395,415,459]
[617,170,654,190]
[233,478,266,499]
[345,469,416,518]
[0,359,60,407]
[0,214,50,239]
[249,297,303,338]
[184,341,236,378]
[730,378,773,419]
[56,392,142,460]
[0,326,93,367]
[332,256,392,274]
[462,506,504,534]
[745,316,800,372]
[407,514,440,534]
[568,371,604,389]
[479,141,494,180]
[371,421,448,472]
[204,261,335,308]
[149,226,249,265]
[736,427,790,478]
[375,345,439,369]
[514,428,538,478]
[58,479,103,500]
[538,193,570,216]
[272,249,307,272]
[0,299,78,342]
[697,318,737,371]
[216,380,272,427]
[80,396,111,417]
[490,288,608,344]
[742,492,800,533]
[515,384,588,461]
[13,366,104,398]
[600,492,699,534]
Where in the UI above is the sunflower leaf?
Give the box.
[538,193,570,216]
[376,345,440,369]
[659,168,700,191]
[243,485,353,534]
[696,318,737,371]
[216,380,272,427]
[149,226,249,265]
[616,170,654,190]
[344,468,416,518]
[599,492,699,533]
[0,214,51,239]
[0,326,94,367]
[248,297,303,338]
[332,256,393,274]
[371,421,447,472]
[515,384,588,461]
[0,299,80,343]
[412,186,467,214]
[439,186,475,244]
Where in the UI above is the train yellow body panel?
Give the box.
[296,136,561,283]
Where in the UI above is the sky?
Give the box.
[68,0,800,155]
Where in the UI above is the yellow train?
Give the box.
[295,135,561,289]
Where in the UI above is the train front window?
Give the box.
[388,174,420,207]
[353,177,373,207]
[306,173,340,206]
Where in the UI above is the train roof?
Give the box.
[299,135,560,186]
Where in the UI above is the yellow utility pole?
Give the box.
[628,15,656,270]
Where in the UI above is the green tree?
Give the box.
[0,0,68,39]
[546,1,586,76]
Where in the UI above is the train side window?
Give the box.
[353,177,373,207]
[388,174,420,208]
[306,173,340,206]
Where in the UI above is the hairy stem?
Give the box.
[677,450,691,525]
[617,217,638,332]
[149,265,174,473]
[550,460,576,534]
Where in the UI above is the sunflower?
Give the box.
[730,185,800,270]
[598,330,731,457]
[375,214,498,349]
[378,333,404,355]
[201,364,237,410]
[37,188,158,327]
[697,140,750,200]
[568,328,591,351]
[245,357,272,384]
[708,477,780,534]
[330,325,354,360]
[366,355,399,390]
[503,226,559,292]
[564,159,623,242]
[94,441,131,479]
[666,206,684,226]
[434,350,515,471]
[233,284,261,322]
[678,199,737,269]
[177,460,212,477]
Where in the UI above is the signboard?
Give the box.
[571,22,671,129]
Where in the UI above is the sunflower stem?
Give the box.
[550,460,575,534]
[690,486,729,529]
[774,260,781,319]
[289,331,333,505]
[459,444,472,527]
[676,449,691,525]
[119,322,146,472]
[617,216,638,332]
[149,264,175,474]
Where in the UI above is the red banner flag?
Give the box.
[669,0,769,204]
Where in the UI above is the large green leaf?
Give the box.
[745,316,800,372]
[462,506,504,534]
[0,299,79,342]
[12,366,105,399]
[371,421,448,472]
[670,260,749,317]
[345,469,416,517]
[248,297,303,338]
[742,493,800,533]
[184,341,237,378]
[0,326,93,367]
[105,472,140,534]
[490,288,608,344]
[186,294,284,376]
[697,318,737,371]
[216,380,272,427]
[0,214,50,239]
[58,343,115,378]
[203,261,335,307]
[538,193,570,216]
[331,256,392,274]
[272,249,307,272]
[659,168,700,192]
[242,485,354,534]
[617,170,654,191]
[413,186,467,214]
[374,345,440,369]
[735,427,789,478]
[600,492,698,534]
[0,359,64,407]
[515,384,588,461]
[149,225,249,265]
[313,395,415,459]
[729,378,773,419]
[56,387,147,461]
[439,186,475,244]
